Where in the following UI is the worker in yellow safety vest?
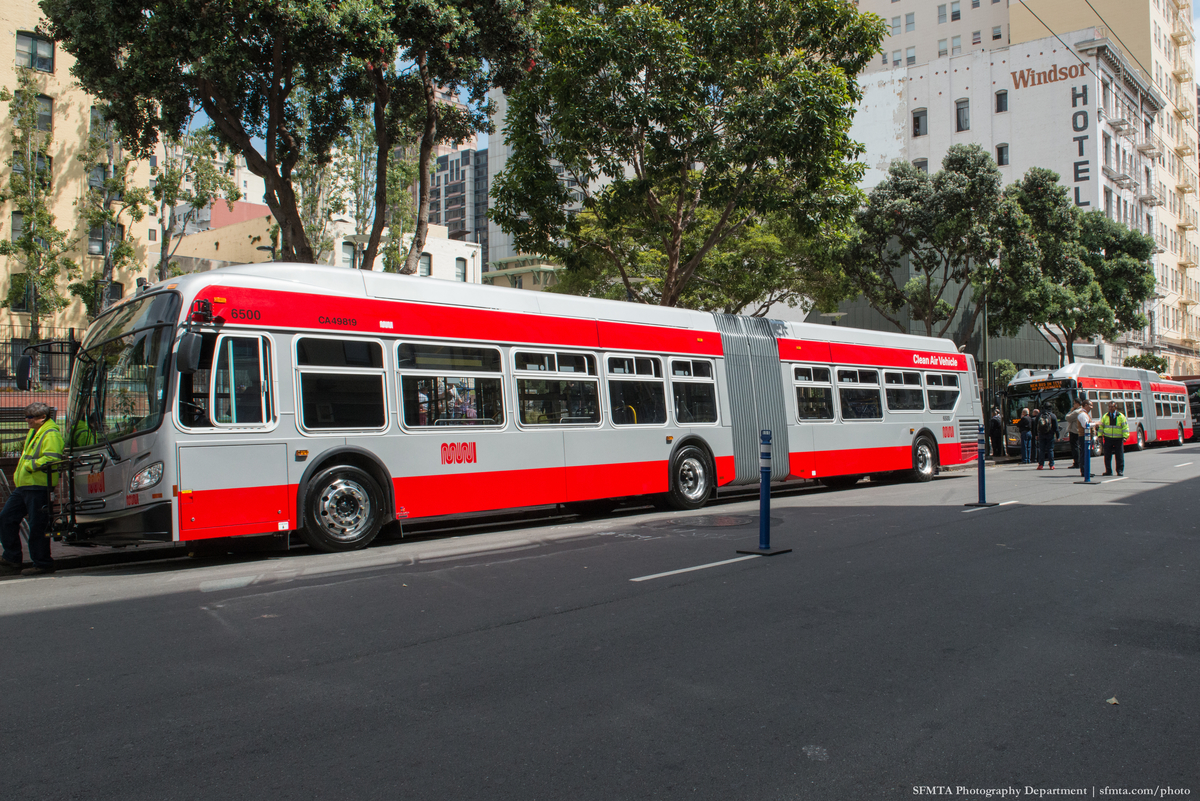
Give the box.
[1098,401,1129,477]
[0,402,64,576]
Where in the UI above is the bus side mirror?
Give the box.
[176,333,202,374]
[15,355,31,391]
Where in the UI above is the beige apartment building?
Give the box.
[858,0,1200,373]
[1,0,164,342]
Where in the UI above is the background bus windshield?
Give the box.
[1006,387,1074,421]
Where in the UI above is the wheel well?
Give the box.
[912,428,939,464]
[297,448,395,524]
[669,435,715,472]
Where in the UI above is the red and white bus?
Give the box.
[1003,363,1194,453]
[59,264,982,551]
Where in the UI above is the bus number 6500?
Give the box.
[230,309,261,321]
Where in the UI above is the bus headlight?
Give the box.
[129,462,164,492]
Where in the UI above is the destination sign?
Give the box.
[1023,380,1069,391]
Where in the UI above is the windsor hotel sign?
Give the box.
[1010,63,1093,207]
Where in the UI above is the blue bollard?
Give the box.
[737,429,791,556]
[965,423,999,507]
[1076,422,1097,485]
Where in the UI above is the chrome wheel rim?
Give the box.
[677,456,708,502]
[316,478,373,542]
[1138,429,1144,448]
[916,443,934,476]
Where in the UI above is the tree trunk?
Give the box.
[403,51,437,276]
[362,67,391,272]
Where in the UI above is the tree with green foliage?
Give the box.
[74,111,153,314]
[1124,353,1169,373]
[993,358,1017,389]
[153,124,242,281]
[491,0,884,307]
[0,69,78,345]
[381,150,420,273]
[846,145,1007,342]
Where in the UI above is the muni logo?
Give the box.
[441,442,477,465]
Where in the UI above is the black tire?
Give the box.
[912,436,937,482]
[298,465,386,552]
[1175,424,1185,446]
[819,475,863,489]
[1132,426,1145,451]
[663,445,712,511]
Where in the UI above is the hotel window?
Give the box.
[892,16,900,35]
[938,4,947,23]
[913,109,928,137]
[36,96,52,132]
[913,159,929,173]
[418,253,431,276]
[995,90,1008,113]
[996,144,1009,166]
[16,33,53,73]
[893,50,902,66]
[955,99,970,132]
[938,38,948,57]
[992,25,1002,40]
[906,47,916,65]
[972,0,979,6]
[950,1,960,21]
[906,13,915,32]
[882,52,889,65]
[951,35,961,55]
[972,30,981,45]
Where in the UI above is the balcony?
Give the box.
[1173,65,1194,84]
[1102,165,1132,187]
[1139,189,1165,205]
[1107,116,1134,135]
[1178,179,1197,194]
[1182,257,1199,269]
[1177,140,1196,157]
[1172,26,1195,46]
[1176,104,1195,120]
[1137,136,1163,158]
[1181,218,1198,230]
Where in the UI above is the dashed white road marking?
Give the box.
[630,555,760,582]
[1102,476,1128,484]
[1175,462,1193,467]
[963,500,1019,513]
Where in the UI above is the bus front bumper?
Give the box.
[69,502,174,544]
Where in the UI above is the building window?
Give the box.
[972,30,981,45]
[1103,133,1112,166]
[893,50,902,66]
[88,227,105,256]
[950,1,960,21]
[906,47,916,65]
[455,257,467,282]
[956,99,970,132]
[938,38,948,57]
[938,4,947,23]
[891,16,900,35]
[882,52,888,65]
[1104,187,1113,218]
[913,109,928,137]
[951,36,962,55]
[992,25,1003,40]
[16,33,53,73]
[996,144,1009,166]
[418,253,431,277]
[11,212,23,243]
[972,0,980,6]
[995,90,1008,113]
[341,242,354,268]
[905,12,915,32]
[913,159,929,173]
[148,228,157,242]
[36,96,52,132]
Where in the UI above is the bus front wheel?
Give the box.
[1176,424,1185,446]
[299,466,385,552]
[1133,426,1146,451]
[912,437,937,482]
[664,445,712,511]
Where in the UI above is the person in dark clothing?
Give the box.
[1036,405,1058,470]
[1030,408,1042,464]
[1064,399,1084,469]
[988,407,1004,458]
[1017,408,1032,463]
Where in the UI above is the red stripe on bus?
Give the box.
[199,286,722,356]
[1156,428,1182,441]
[777,338,967,372]
[179,483,296,541]
[1151,383,1187,394]
[1077,378,1142,390]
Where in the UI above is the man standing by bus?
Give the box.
[1099,400,1129,477]
[0,403,64,576]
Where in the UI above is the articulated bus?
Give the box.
[55,264,982,552]
[1003,363,1193,455]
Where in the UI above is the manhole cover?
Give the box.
[646,515,783,529]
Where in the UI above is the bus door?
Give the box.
[712,315,790,483]
[176,333,290,539]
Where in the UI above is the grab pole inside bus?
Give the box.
[964,424,998,508]
[737,430,791,557]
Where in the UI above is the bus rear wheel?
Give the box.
[299,466,385,552]
[1176,424,1185,446]
[664,445,712,511]
[1133,426,1145,451]
[912,436,937,482]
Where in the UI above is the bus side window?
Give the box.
[515,350,600,425]
[794,364,833,420]
[838,368,882,420]
[212,335,271,426]
[670,359,717,424]
[607,356,666,426]
[884,370,924,412]
[398,342,504,427]
[926,372,960,411]
[297,337,387,430]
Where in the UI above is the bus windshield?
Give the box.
[1005,385,1075,422]
[67,293,181,448]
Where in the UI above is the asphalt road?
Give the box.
[3,444,1199,800]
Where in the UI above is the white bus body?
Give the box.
[61,264,982,551]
